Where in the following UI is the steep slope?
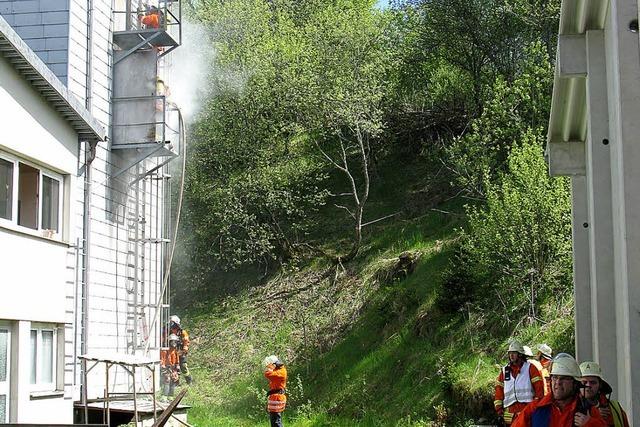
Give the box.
[173,154,574,426]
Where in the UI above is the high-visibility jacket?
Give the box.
[160,348,179,369]
[512,393,607,427]
[265,364,287,413]
[164,324,190,353]
[528,359,549,395]
[141,13,160,29]
[540,357,551,393]
[595,395,630,427]
[495,361,545,411]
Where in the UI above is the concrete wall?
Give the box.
[2,0,171,407]
[0,49,78,423]
[0,0,70,83]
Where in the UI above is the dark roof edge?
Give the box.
[0,15,105,143]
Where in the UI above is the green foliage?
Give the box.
[456,133,573,326]
[446,42,554,195]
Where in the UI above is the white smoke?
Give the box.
[162,20,216,120]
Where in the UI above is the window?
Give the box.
[0,159,12,221]
[41,175,60,232]
[0,152,63,237]
[30,326,56,391]
[18,163,39,229]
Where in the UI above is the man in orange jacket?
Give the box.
[160,334,180,396]
[495,340,545,424]
[264,355,287,427]
[580,362,630,427]
[512,355,607,427]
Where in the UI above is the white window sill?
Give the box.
[30,390,64,400]
[0,221,69,247]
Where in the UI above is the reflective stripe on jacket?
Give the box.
[504,361,535,407]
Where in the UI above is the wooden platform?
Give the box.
[77,400,190,415]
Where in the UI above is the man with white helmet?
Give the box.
[537,344,553,392]
[512,354,607,427]
[495,340,545,424]
[263,355,287,427]
[166,315,193,384]
[580,361,629,427]
[524,345,549,395]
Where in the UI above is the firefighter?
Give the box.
[524,345,549,395]
[512,355,607,427]
[140,5,161,29]
[264,355,287,427]
[160,334,180,396]
[580,361,630,427]
[495,340,545,425]
[537,343,553,392]
[168,315,193,384]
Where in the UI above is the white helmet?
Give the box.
[550,354,581,379]
[508,340,525,354]
[170,315,180,325]
[537,343,553,359]
[168,334,179,342]
[262,355,279,367]
[523,345,534,357]
[580,361,613,394]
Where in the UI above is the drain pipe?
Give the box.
[80,0,95,404]
[85,0,94,111]
[80,140,97,410]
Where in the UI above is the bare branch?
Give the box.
[361,212,398,228]
[334,204,356,220]
[314,140,346,173]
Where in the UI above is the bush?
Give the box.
[456,131,573,326]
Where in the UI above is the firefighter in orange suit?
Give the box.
[524,345,549,395]
[160,334,180,396]
[495,340,545,424]
[512,355,607,427]
[264,355,287,427]
[537,344,553,393]
[140,5,161,29]
[580,362,630,427]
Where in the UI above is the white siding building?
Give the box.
[0,0,182,423]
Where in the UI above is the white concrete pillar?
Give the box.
[605,0,640,421]
[584,29,618,393]
[571,176,593,361]
[14,321,30,422]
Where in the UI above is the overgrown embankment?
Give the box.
[173,148,574,426]
[177,197,573,426]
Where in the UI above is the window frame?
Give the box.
[29,324,57,392]
[0,150,64,239]
[0,152,19,228]
[40,172,63,234]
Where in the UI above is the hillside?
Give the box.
[172,153,574,426]
[168,1,573,425]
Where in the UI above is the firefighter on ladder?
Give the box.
[495,340,545,425]
[264,355,287,427]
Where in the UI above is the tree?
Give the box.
[301,2,393,262]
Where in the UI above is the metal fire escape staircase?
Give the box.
[110,0,182,356]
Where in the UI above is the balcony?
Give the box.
[112,0,182,55]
